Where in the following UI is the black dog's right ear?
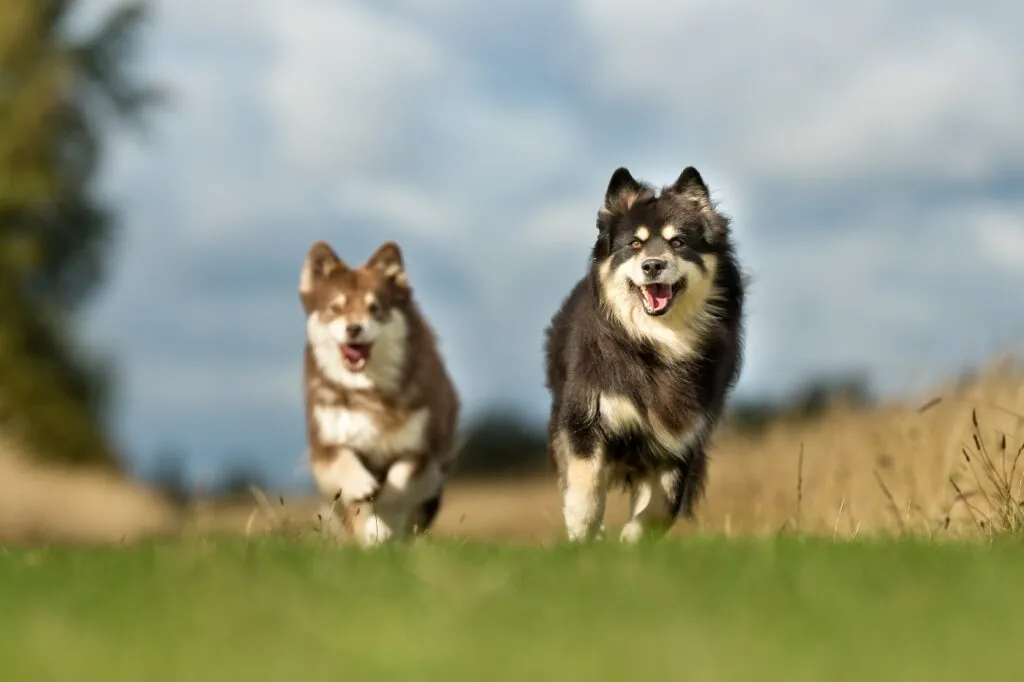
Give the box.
[601,167,653,218]
[668,166,709,199]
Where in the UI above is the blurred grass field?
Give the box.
[2,536,1022,682]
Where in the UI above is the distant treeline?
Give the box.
[148,373,875,504]
[0,1,159,470]
[451,372,873,480]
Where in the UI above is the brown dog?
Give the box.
[299,240,460,546]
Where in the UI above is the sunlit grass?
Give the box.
[1,536,1022,682]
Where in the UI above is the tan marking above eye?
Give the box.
[327,294,347,316]
[363,292,380,313]
[634,226,650,241]
[661,225,679,241]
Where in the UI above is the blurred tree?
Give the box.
[0,0,159,468]
[724,373,874,435]
[453,410,549,479]
[148,446,192,507]
[211,457,270,501]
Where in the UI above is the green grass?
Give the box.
[1,535,1021,682]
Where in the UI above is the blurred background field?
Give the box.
[5,356,1024,544]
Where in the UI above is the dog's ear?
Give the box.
[366,241,410,293]
[592,228,612,262]
[666,166,729,244]
[668,166,709,199]
[601,167,652,217]
[300,241,345,307]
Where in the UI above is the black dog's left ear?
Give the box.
[669,166,709,198]
[667,166,729,244]
[365,241,409,290]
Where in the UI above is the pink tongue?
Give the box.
[643,284,672,312]
[342,344,370,363]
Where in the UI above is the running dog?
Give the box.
[299,240,460,546]
[544,166,746,542]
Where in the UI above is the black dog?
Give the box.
[544,166,747,542]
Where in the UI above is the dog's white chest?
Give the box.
[314,405,430,457]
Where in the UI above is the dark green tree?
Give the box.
[0,0,159,468]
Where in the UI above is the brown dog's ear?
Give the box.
[299,241,345,309]
[365,241,409,291]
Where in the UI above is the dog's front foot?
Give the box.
[560,449,608,542]
[342,467,381,505]
[563,495,606,542]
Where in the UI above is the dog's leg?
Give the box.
[347,460,445,545]
[311,448,381,506]
[348,501,403,546]
[377,459,443,507]
[676,446,709,520]
[376,458,445,538]
[620,467,684,543]
[407,492,443,535]
[554,429,608,542]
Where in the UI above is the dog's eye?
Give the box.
[630,239,642,249]
[329,303,345,316]
[670,238,683,249]
[367,302,380,315]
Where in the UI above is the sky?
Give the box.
[74,0,1024,489]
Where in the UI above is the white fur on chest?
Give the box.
[599,393,706,457]
[314,405,430,459]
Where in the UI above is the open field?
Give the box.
[192,358,1024,544]
[4,358,1024,546]
[2,536,1023,682]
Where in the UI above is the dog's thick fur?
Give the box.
[544,166,746,542]
[299,240,460,546]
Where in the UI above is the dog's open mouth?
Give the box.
[341,343,372,371]
[636,281,684,316]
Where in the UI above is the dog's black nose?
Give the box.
[346,323,363,337]
[641,258,667,277]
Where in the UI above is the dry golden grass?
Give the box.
[5,356,1024,546]
[695,358,1024,539]
[0,436,181,545]
[190,356,1024,544]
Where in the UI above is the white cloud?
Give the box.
[128,362,301,412]
[745,25,1024,184]
[334,180,461,238]
[574,0,1024,187]
[258,0,452,174]
[975,207,1024,271]
[522,198,598,249]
